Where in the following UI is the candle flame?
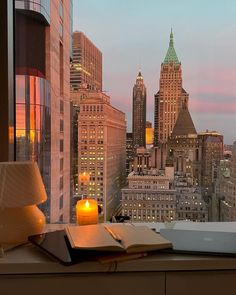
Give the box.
[85,200,90,208]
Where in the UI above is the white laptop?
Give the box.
[160,228,236,255]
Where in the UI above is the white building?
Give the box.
[121,169,176,222]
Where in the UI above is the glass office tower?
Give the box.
[15,0,72,222]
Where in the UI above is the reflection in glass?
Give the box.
[15,0,50,24]
[16,75,51,219]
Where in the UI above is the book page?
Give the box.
[65,224,124,251]
[107,225,172,253]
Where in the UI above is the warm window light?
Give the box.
[78,171,90,184]
[0,161,47,247]
[76,198,98,226]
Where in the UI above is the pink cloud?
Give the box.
[186,67,236,96]
[189,98,236,113]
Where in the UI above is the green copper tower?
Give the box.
[163,29,180,64]
[154,29,189,145]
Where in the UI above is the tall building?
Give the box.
[15,0,72,223]
[212,159,232,221]
[154,29,189,145]
[70,31,102,91]
[198,131,224,197]
[71,89,126,221]
[70,103,80,196]
[132,71,146,148]
[229,142,236,219]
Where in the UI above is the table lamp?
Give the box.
[0,161,47,246]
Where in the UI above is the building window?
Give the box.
[59,42,64,95]
[60,119,64,132]
[60,176,63,190]
[60,139,64,152]
[60,100,64,114]
[60,158,63,172]
[59,194,63,209]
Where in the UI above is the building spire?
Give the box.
[170,28,173,46]
[136,69,143,81]
[163,29,180,64]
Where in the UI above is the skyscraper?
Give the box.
[70,31,102,91]
[154,29,189,145]
[198,130,224,195]
[71,89,126,221]
[15,0,72,223]
[132,71,146,148]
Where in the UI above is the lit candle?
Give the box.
[76,199,98,225]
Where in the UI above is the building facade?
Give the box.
[154,30,189,145]
[175,173,208,222]
[71,89,126,221]
[198,131,224,198]
[126,132,134,176]
[213,143,236,221]
[132,71,146,148]
[228,142,236,220]
[15,0,72,223]
[146,121,154,146]
[121,170,176,222]
[166,103,201,186]
[70,31,102,91]
[131,147,151,174]
[150,145,167,170]
[212,159,232,221]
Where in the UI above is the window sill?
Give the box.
[1,222,236,275]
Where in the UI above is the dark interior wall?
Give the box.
[15,12,45,77]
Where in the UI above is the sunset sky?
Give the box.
[73,0,236,144]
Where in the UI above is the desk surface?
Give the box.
[1,222,236,275]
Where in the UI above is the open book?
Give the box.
[65,224,172,254]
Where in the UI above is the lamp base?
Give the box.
[0,205,45,245]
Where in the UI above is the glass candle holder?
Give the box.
[76,199,98,226]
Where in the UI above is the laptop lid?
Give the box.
[160,228,236,255]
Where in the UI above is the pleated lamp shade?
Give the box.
[0,161,47,208]
[0,161,47,245]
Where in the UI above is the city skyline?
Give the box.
[73,0,236,144]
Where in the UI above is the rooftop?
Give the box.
[171,106,197,137]
[163,29,180,65]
